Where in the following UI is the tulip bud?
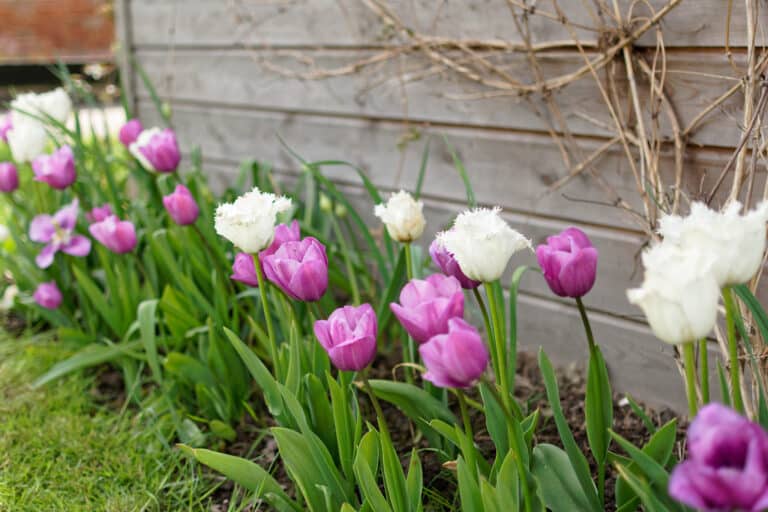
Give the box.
[129,127,181,173]
[34,281,62,309]
[536,227,598,298]
[319,193,333,213]
[214,187,293,253]
[89,215,137,254]
[390,274,464,344]
[0,162,19,192]
[231,253,259,287]
[314,304,378,371]
[374,190,426,243]
[261,237,328,302]
[429,237,480,289]
[119,118,143,147]
[85,204,113,224]
[627,243,719,345]
[0,114,12,142]
[419,318,489,388]
[163,184,200,226]
[32,145,77,190]
[438,207,531,283]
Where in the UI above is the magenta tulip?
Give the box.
[261,220,301,258]
[669,404,768,511]
[231,252,259,287]
[85,204,113,224]
[34,281,62,309]
[390,274,464,344]
[419,318,489,388]
[29,199,91,268]
[429,237,480,289]
[129,127,181,173]
[314,304,377,371]
[0,162,18,192]
[535,227,598,298]
[0,113,11,142]
[89,215,137,254]
[163,184,199,226]
[261,237,328,301]
[119,118,142,147]
[32,145,77,190]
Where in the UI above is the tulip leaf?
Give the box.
[732,284,768,428]
[71,265,122,336]
[164,352,217,388]
[442,135,476,208]
[414,137,431,199]
[585,345,613,465]
[329,374,356,481]
[137,299,161,384]
[457,456,484,512]
[380,430,408,512]
[33,340,143,388]
[353,431,391,512]
[405,449,423,512]
[532,443,595,512]
[608,430,669,488]
[376,248,406,335]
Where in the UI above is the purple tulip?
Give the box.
[535,227,598,298]
[419,318,489,388]
[163,184,199,226]
[0,113,11,142]
[231,252,259,287]
[89,215,137,254]
[119,118,143,147]
[390,273,464,344]
[29,199,91,268]
[261,237,328,301]
[429,237,480,289]
[130,127,181,173]
[85,204,113,224]
[33,281,62,309]
[0,162,19,192]
[261,220,301,258]
[314,303,378,371]
[32,145,77,190]
[669,403,768,511]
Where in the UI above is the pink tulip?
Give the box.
[0,162,18,192]
[163,184,199,226]
[119,118,142,147]
[130,128,181,173]
[390,274,464,344]
[85,204,113,224]
[314,304,377,371]
[261,237,328,301]
[34,281,62,309]
[429,237,480,289]
[89,215,137,254]
[261,220,301,258]
[32,145,76,190]
[419,318,489,388]
[0,113,11,142]
[536,227,598,298]
[231,252,259,287]
[29,199,91,268]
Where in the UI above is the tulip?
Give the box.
[374,190,426,243]
[438,207,531,283]
[29,200,91,268]
[214,187,293,253]
[231,252,259,287]
[7,88,72,162]
[314,303,377,371]
[85,204,113,224]
[89,215,137,254]
[429,237,480,289]
[0,284,19,311]
[32,145,77,190]
[0,162,19,192]
[0,113,11,142]
[390,274,464,344]
[0,224,8,243]
[33,281,62,310]
[419,318,489,388]
[536,227,598,298]
[163,184,200,226]
[261,237,328,301]
[129,127,181,173]
[119,118,143,147]
[261,220,301,258]
[669,404,768,511]
[659,201,768,286]
[627,242,719,345]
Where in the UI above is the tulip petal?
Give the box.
[557,247,597,297]
[61,235,91,257]
[35,244,57,269]
[29,214,55,243]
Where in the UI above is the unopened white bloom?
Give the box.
[627,242,719,345]
[659,201,768,286]
[0,285,19,311]
[438,207,531,282]
[0,224,8,243]
[374,190,426,243]
[214,187,293,253]
[7,88,72,162]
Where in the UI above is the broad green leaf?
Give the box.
[353,432,391,512]
[405,449,423,512]
[33,340,142,387]
[457,456,483,512]
[585,345,613,464]
[532,444,594,512]
[137,299,161,384]
[380,431,408,512]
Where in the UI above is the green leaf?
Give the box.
[405,449,423,512]
[353,431,391,512]
[380,431,408,512]
[609,430,670,488]
[585,345,613,464]
[329,375,356,481]
[164,352,217,388]
[414,137,431,199]
[443,135,476,207]
[457,456,483,512]
[33,340,142,387]
[367,380,455,425]
[137,299,161,384]
[72,265,122,336]
[532,444,595,512]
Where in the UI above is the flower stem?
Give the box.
[723,286,745,413]
[403,243,416,383]
[485,282,510,409]
[254,254,278,374]
[330,215,360,305]
[456,390,478,476]
[361,372,391,442]
[698,338,710,404]
[472,287,493,343]
[575,297,596,353]
[682,341,698,417]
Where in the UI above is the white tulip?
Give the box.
[214,187,293,253]
[627,242,720,345]
[7,88,72,162]
[438,207,531,282]
[0,285,19,311]
[129,127,160,171]
[0,224,8,243]
[659,201,768,286]
[374,190,426,243]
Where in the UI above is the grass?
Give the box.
[0,329,236,511]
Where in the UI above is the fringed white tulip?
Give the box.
[374,190,426,243]
[7,88,72,162]
[214,187,293,253]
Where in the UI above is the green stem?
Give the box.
[472,287,493,343]
[361,372,391,442]
[457,390,477,476]
[723,286,745,413]
[330,216,360,305]
[403,243,416,383]
[698,338,710,404]
[485,282,509,409]
[575,297,596,353]
[254,255,278,374]
[598,463,606,506]
[682,342,699,417]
